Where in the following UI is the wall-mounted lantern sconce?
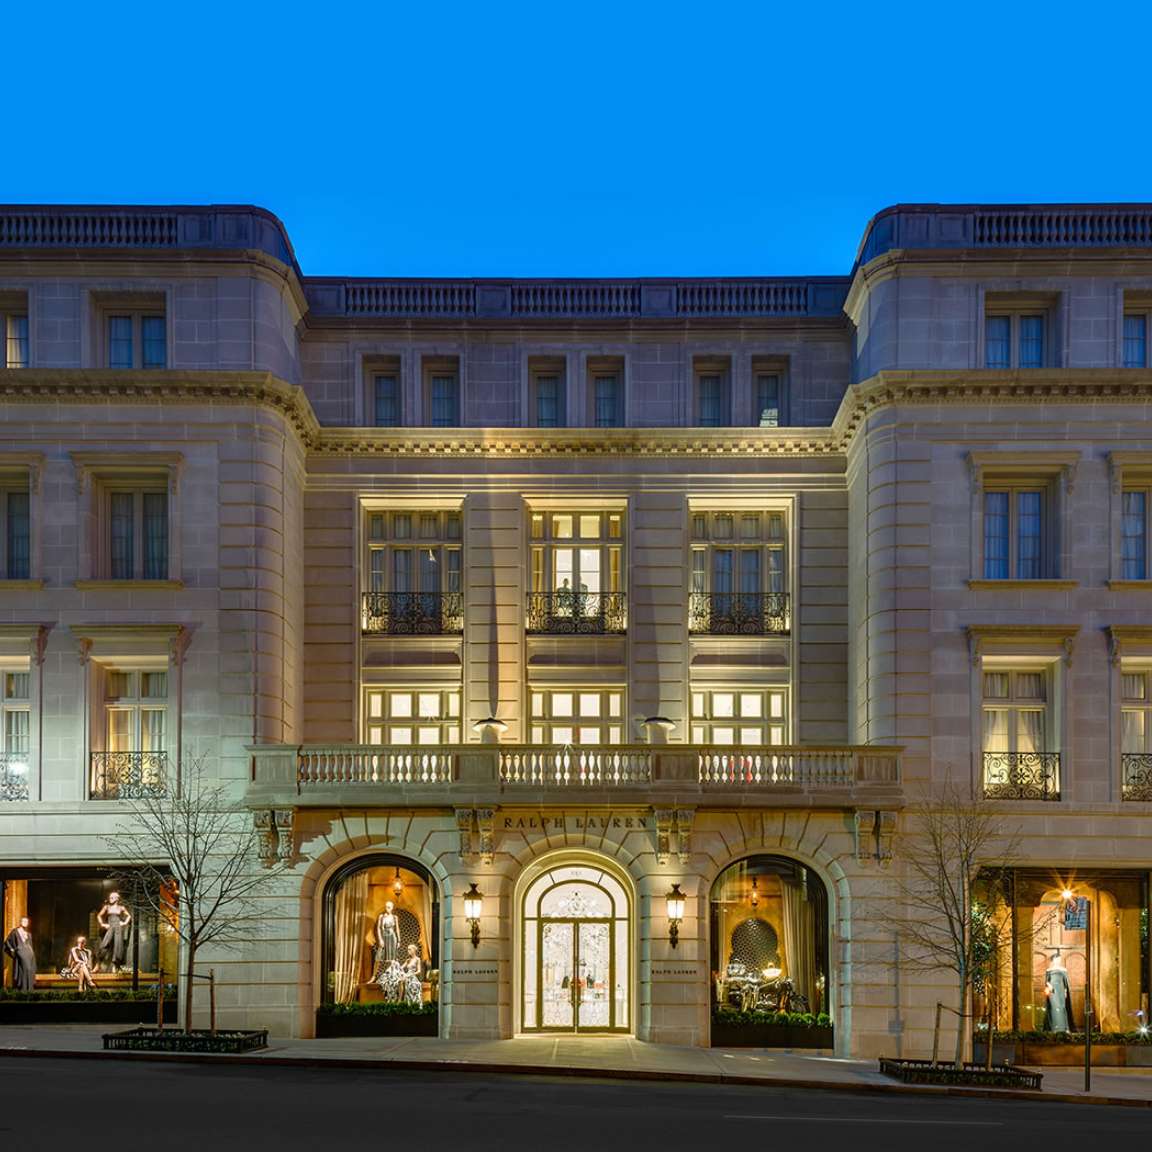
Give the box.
[666,883,685,948]
[463,882,484,948]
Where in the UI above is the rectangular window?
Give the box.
[1,670,30,757]
[105,489,169,581]
[690,687,787,746]
[1121,669,1152,757]
[689,509,788,633]
[1123,313,1148,369]
[363,687,461,745]
[374,375,401,426]
[985,307,1050,369]
[594,375,620,427]
[103,310,166,369]
[2,488,30,580]
[982,487,1048,579]
[534,375,562,428]
[1122,490,1148,580]
[5,314,29,369]
[529,687,624,745]
[755,373,781,427]
[697,375,726,427]
[429,374,459,427]
[103,669,168,753]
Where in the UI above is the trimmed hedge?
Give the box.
[317,1001,438,1018]
[0,986,175,1003]
[712,1008,832,1029]
[988,1029,1152,1045]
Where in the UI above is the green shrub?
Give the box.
[711,1006,833,1029]
[316,1001,438,1018]
[988,1029,1151,1045]
[0,986,175,1003]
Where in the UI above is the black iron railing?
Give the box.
[982,752,1061,801]
[362,592,463,635]
[1122,752,1152,801]
[0,753,30,801]
[526,592,626,635]
[90,752,168,800]
[689,592,790,636]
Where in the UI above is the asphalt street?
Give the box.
[0,1057,1142,1149]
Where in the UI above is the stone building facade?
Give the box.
[0,204,1150,1055]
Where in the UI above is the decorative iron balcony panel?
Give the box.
[362,592,463,635]
[525,592,626,635]
[0,753,30,801]
[500,748,652,786]
[90,752,168,800]
[981,752,1060,801]
[688,592,790,636]
[1121,753,1152,801]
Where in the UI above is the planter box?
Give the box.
[710,1021,833,1049]
[879,1058,1043,1090]
[316,1010,439,1038]
[103,1027,268,1053]
[977,1040,1152,1067]
[0,1000,176,1026]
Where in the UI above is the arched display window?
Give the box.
[320,855,439,1032]
[710,856,830,1025]
[521,861,631,1033]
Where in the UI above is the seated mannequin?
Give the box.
[67,937,96,993]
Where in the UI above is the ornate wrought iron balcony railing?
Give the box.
[1121,753,1152,801]
[0,752,31,801]
[362,592,463,635]
[89,751,169,800]
[982,751,1061,801]
[526,592,626,635]
[689,592,790,636]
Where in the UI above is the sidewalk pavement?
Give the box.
[2,1024,1152,1107]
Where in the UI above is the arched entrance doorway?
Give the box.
[520,857,632,1034]
[318,853,440,1036]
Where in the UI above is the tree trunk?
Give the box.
[183,943,197,1034]
[953,971,967,1068]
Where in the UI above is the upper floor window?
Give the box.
[104,669,168,754]
[0,482,30,580]
[694,358,731,427]
[3,309,29,369]
[1,670,30,759]
[529,688,624,745]
[982,486,1047,580]
[1121,488,1150,580]
[529,359,565,428]
[588,357,624,428]
[106,312,166,369]
[363,510,463,634]
[1123,312,1148,368]
[374,373,402,426]
[1121,670,1152,757]
[364,687,461,746]
[107,488,169,580]
[754,372,783,427]
[690,687,787,746]
[528,510,624,633]
[984,296,1054,369]
[422,357,460,427]
[689,510,789,634]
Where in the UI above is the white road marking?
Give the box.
[724,1115,1003,1126]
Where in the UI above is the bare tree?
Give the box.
[894,781,1022,1067]
[104,757,282,1031]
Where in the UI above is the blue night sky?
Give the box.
[5,1,1149,278]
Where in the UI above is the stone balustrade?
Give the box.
[249,742,902,808]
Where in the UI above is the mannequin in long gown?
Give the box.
[1044,950,1074,1032]
[3,918,36,991]
[97,892,132,972]
[375,901,400,968]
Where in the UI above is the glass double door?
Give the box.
[539,919,613,1031]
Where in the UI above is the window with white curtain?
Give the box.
[1,669,30,758]
[694,358,731,427]
[981,670,1049,755]
[1121,488,1150,580]
[1121,669,1152,755]
[4,312,29,368]
[984,307,1049,369]
[690,687,788,745]
[104,487,169,580]
[0,482,30,580]
[1123,312,1149,368]
[529,688,624,745]
[104,670,168,753]
[981,484,1050,579]
[105,312,166,369]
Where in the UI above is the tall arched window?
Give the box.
[320,855,440,1034]
[710,856,829,1028]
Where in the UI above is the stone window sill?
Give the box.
[74,579,184,590]
[0,579,45,590]
[967,579,1078,590]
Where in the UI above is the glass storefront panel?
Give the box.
[1,868,178,991]
[322,856,439,1012]
[710,856,829,1019]
[1001,869,1150,1035]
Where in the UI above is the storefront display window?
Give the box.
[322,856,439,1012]
[710,856,829,1019]
[1,868,178,991]
[983,869,1150,1034]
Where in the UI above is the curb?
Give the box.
[0,1045,1149,1108]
